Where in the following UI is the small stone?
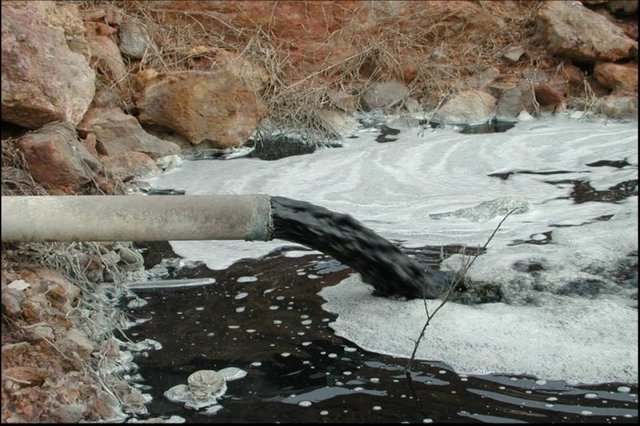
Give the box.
[187,370,227,401]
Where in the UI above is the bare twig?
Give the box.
[405,208,517,372]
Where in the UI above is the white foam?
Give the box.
[146,115,638,383]
[319,275,637,384]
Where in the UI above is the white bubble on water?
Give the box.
[276,296,285,301]
[235,307,245,313]
[308,274,319,279]
[298,401,312,407]
[344,347,357,352]
[320,410,329,416]
[372,406,382,411]
[423,419,433,423]
[273,320,282,325]
[584,393,599,399]
[328,353,337,358]
[281,352,291,357]
[617,386,631,393]
[269,306,279,310]
[580,410,593,416]
[234,292,248,300]
[370,378,380,383]
[301,320,312,325]
[535,379,547,385]
[228,325,240,329]
[250,362,262,367]
[237,276,258,283]
[195,307,205,311]
[246,329,256,333]
[300,314,309,319]
[301,341,311,346]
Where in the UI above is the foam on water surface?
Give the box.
[146,115,638,384]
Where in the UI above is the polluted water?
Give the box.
[121,113,637,422]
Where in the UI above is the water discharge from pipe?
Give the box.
[270,196,451,299]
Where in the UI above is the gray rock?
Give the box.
[503,44,526,62]
[433,90,497,125]
[594,95,638,118]
[361,80,409,110]
[119,19,154,59]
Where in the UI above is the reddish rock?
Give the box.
[536,1,637,62]
[16,122,102,195]
[1,2,95,128]
[135,70,268,147]
[594,62,638,93]
[534,84,565,111]
[100,151,159,182]
[77,107,181,159]
[86,34,128,89]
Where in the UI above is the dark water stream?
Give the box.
[123,242,638,423]
[270,196,451,299]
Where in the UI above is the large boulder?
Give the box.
[1,2,95,128]
[536,1,637,62]
[434,90,497,125]
[594,62,638,93]
[135,70,268,148]
[16,122,102,195]
[77,107,181,159]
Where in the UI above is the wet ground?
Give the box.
[122,243,638,423]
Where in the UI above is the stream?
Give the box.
[121,114,637,422]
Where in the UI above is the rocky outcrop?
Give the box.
[434,90,497,125]
[537,1,637,62]
[77,107,181,159]
[135,70,268,148]
[1,2,95,128]
[16,122,102,195]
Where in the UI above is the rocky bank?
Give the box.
[1,0,638,422]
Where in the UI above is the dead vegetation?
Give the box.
[79,0,558,142]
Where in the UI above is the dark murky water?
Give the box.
[123,243,638,423]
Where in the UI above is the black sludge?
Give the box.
[270,196,450,299]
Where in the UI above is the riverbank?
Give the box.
[1,0,638,422]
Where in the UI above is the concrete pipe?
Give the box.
[1,195,274,243]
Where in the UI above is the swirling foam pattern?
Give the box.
[147,115,638,384]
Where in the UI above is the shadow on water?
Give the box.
[123,243,638,423]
